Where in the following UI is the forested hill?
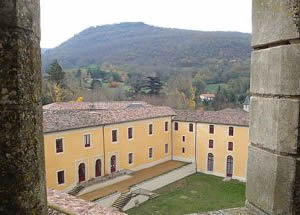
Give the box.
[42,22,251,72]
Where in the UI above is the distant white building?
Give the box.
[243,96,250,112]
[200,93,215,102]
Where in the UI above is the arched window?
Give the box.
[78,163,85,183]
[111,155,116,173]
[207,153,214,172]
[95,159,101,177]
[226,156,234,177]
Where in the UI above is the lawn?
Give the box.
[127,173,245,215]
[205,84,227,93]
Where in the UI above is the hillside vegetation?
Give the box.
[42,22,251,110]
[42,22,250,72]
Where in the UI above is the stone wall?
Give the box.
[0,0,47,213]
[246,0,300,214]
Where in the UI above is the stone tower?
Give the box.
[246,0,300,214]
[0,0,47,214]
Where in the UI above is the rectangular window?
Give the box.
[209,139,214,148]
[84,134,91,147]
[165,122,168,131]
[149,124,153,135]
[165,144,169,154]
[182,147,185,153]
[128,127,133,139]
[128,153,133,164]
[209,125,214,134]
[228,142,233,151]
[189,123,194,132]
[229,127,234,136]
[174,122,178,131]
[56,138,63,153]
[112,130,117,142]
[182,136,185,142]
[57,170,65,185]
[149,148,153,158]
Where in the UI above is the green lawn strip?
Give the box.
[127,173,245,215]
[205,84,227,93]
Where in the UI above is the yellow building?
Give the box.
[43,102,249,192]
[43,102,174,191]
[173,109,249,181]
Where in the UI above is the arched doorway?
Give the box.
[111,155,116,173]
[95,159,101,177]
[207,153,214,172]
[226,156,233,177]
[78,163,85,183]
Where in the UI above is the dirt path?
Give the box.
[79,160,186,201]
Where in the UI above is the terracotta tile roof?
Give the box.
[174,109,249,126]
[47,189,125,215]
[43,101,150,110]
[43,106,176,133]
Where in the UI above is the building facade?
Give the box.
[173,109,249,181]
[43,102,249,191]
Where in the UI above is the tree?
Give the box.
[192,79,206,96]
[211,86,226,110]
[126,73,146,95]
[46,59,65,86]
[91,80,102,89]
[75,69,82,87]
[145,76,163,96]
[188,87,196,110]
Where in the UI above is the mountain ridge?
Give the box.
[42,22,251,74]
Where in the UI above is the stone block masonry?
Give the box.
[0,0,47,214]
[247,0,300,214]
[252,0,300,47]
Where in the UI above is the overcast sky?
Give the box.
[41,0,252,48]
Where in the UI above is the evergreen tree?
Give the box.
[47,59,65,86]
[76,69,82,87]
[145,76,163,95]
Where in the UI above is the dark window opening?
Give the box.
[174,122,179,131]
[228,142,233,151]
[84,134,91,147]
[56,138,63,153]
[112,130,117,142]
[111,155,116,173]
[209,139,214,148]
[78,163,85,183]
[149,124,153,135]
[128,127,133,139]
[95,159,101,177]
[57,170,64,184]
[165,122,168,131]
[149,148,153,158]
[229,127,234,136]
[209,125,214,134]
[189,123,194,132]
[128,153,133,164]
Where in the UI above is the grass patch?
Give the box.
[127,173,245,215]
[205,84,227,93]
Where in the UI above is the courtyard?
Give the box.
[127,174,246,215]
[78,160,186,201]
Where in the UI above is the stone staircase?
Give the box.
[68,185,84,196]
[132,188,159,199]
[111,191,132,211]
